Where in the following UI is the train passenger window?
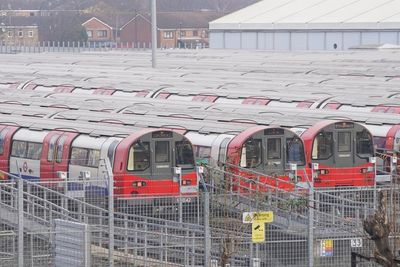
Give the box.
[56,136,67,163]
[87,150,100,167]
[312,132,333,160]
[267,138,281,159]
[356,131,374,156]
[127,141,150,171]
[71,148,88,166]
[195,146,211,160]
[338,132,351,152]
[47,135,59,162]
[175,141,194,168]
[11,141,27,158]
[218,138,231,164]
[240,139,262,168]
[26,142,42,160]
[155,141,170,163]
[286,138,305,165]
[0,128,8,155]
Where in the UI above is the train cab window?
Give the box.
[11,141,27,158]
[56,136,67,163]
[155,141,170,163]
[312,132,333,160]
[338,132,351,152]
[0,128,8,155]
[87,150,100,167]
[286,138,305,165]
[47,135,59,162]
[175,141,194,168]
[194,146,211,161]
[267,138,281,159]
[127,141,150,171]
[356,131,374,156]
[26,142,42,160]
[240,139,262,168]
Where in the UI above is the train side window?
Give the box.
[195,146,211,160]
[286,138,305,165]
[87,149,100,167]
[26,142,42,160]
[56,136,67,163]
[47,135,59,162]
[0,128,8,155]
[70,147,88,166]
[356,131,374,156]
[338,132,351,152]
[240,139,262,168]
[127,141,150,171]
[312,132,333,160]
[175,141,194,168]
[155,141,170,163]
[11,141,27,158]
[267,138,281,159]
[218,138,230,164]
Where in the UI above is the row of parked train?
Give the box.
[0,88,398,200]
[1,51,400,200]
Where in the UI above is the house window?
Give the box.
[97,30,107,38]
[87,30,93,38]
[193,30,198,37]
[180,30,186,37]
[28,31,33,37]
[202,30,208,38]
[18,31,23,37]
[7,31,12,37]
[163,31,173,39]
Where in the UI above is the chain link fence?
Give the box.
[0,164,399,266]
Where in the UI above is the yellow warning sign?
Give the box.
[243,211,274,223]
[252,222,265,243]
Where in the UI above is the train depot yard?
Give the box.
[0,49,400,267]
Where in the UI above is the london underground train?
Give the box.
[0,94,377,188]
[0,114,197,199]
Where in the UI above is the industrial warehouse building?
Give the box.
[209,0,400,51]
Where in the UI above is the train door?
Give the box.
[53,132,79,180]
[41,131,62,180]
[0,126,18,179]
[151,139,174,179]
[335,131,353,167]
[264,136,284,175]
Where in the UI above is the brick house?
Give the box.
[118,11,223,48]
[0,17,39,45]
[82,17,114,45]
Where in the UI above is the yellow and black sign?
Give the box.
[252,222,265,243]
[243,211,274,223]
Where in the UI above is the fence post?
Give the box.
[105,159,114,267]
[204,192,211,267]
[17,175,24,267]
[308,167,315,267]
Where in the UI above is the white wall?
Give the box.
[210,30,400,50]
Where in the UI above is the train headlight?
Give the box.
[132,181,147,187]
[181,180,191,186]
[318,169,329,175]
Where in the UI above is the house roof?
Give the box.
[210,0,400,30]
[83,11,224,30]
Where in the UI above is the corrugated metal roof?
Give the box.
[210,0,400,30]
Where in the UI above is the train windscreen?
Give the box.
[286,138,305,165]
[175,140,194,169]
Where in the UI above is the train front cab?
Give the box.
[225,126,306,191]
[302,121,374,187]
[113,129,196,200]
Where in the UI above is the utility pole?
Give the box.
[151,0,157,68]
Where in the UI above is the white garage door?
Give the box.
[343,32,360,49]
[274,32,290,50]
[209,32,224,49]
[291,32,307,50]
[241,32,257,49]
[308,32,324,50]
[361,32,379,45]
[224,32,241,49]
[380,32,398,45]
[326,32,343,51]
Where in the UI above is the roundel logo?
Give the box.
[23,162,28,172]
